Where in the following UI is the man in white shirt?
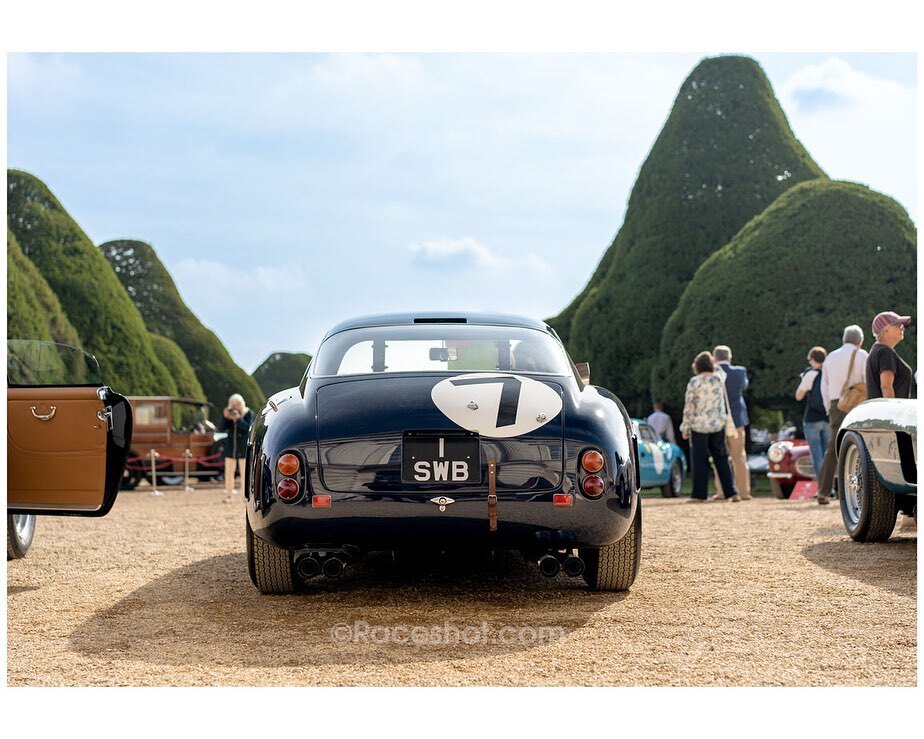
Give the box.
[816,325,868,505]
[647,402,676,444]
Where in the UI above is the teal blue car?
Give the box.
[632,419,686,497]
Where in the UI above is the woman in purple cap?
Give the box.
[867,311,916,399]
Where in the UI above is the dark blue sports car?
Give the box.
[244,313,641,593]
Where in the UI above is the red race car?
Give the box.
[766,439,815,499]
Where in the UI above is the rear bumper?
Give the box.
[248,491,636,551]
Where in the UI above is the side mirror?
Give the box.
[575,362,591,387]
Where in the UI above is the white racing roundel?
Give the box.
[431,373,563,438]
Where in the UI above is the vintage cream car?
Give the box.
[837,398,917,542]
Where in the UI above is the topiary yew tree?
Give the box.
[548,55,826,414]
[7,228,81,347]
[7,170,177,395]
[101,239,266,420]
[651,179,917,418]
[148,333,206,400]
[252,351,313,398]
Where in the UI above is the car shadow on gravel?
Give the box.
[70,550,627,670]
[7,585,40,596]
[802,532,916,598]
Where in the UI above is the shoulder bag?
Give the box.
[719,375,737,438]
[837,347,867,413]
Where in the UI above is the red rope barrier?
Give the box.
[124,451,225,470]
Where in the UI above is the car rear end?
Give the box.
[247,319,636,553]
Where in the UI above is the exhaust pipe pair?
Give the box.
[538,555,561,578]
[537,553,584,578]
[295,553,347,581]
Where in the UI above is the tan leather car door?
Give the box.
[7,386,109,511]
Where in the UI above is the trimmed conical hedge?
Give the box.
[253,351,312,397]
[7,170,177,395]
[651,180,917,415]
[7,228,81,346]
[149,333,206,400]
[101,239,266,420]
[549,55,826,414]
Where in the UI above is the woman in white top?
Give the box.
[680,351,739,502]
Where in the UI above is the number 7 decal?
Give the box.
[431,373,563,439]
[450,376,522,428]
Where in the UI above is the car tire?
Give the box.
[661,460,683,498]
[838,431,897,542]
[7,514,36,560]
[246,514,296,594]
[209,440,227,481]
[581,501,642,591]
[120,451,144,490]
[769,479,793,499]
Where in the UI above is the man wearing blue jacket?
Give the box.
[714,345,752,500]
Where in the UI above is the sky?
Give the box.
[5,51,918,375]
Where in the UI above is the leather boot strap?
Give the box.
[487,460,497,532]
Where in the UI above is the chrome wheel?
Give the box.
[7,513,36,560]
[12,514,32,539]
[670,462,683,495]
[837,431,897,542]
[842,442,862,530]
[661,460,683,497]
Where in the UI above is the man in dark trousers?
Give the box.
[817,325,868,505]
[713,345,751,500]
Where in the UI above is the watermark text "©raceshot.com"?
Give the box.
[330,620,564,646]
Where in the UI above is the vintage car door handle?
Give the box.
[30,405,57,421]
[97,407,113,429]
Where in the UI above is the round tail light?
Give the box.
[277,453,300,476]
[581,449,604,473]
[277,478,300,501]
[582,475,605,498]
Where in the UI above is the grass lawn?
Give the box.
[640,471,775,499]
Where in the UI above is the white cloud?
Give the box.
[408,237,552,276]
[780,57,911,110]
[779,57,916,218]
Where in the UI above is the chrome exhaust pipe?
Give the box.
[322,556,345,579]
[538,555,561,578]
[295,554,321,580]
[562,555,585,578]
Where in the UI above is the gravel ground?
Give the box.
[6,485,916,686]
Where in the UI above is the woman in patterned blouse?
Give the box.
[680,351,740,502]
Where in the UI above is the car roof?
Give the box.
[323,312,554,339]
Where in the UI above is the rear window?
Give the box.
[312,325,572,378]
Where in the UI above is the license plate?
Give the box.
[402,431,481,484]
